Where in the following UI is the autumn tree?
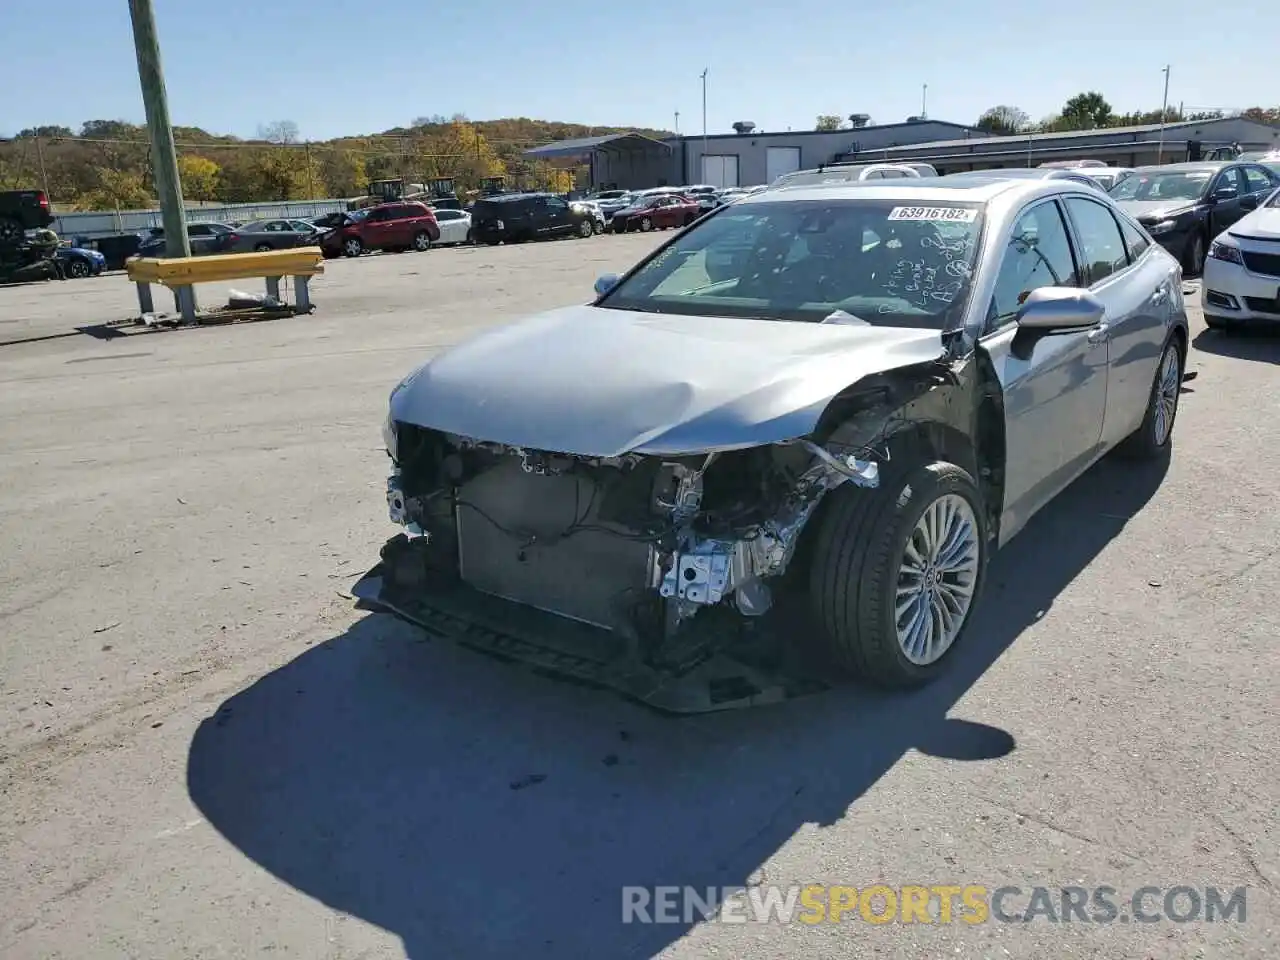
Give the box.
[414,120,505,192]
[77,169,153,211]
[1241,106,1280,124]
[815,115,843,131]
[177,154,220,201]
[318,148,368,198]
[975,105,1029,135]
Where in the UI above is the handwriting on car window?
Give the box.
[881,227,976,312]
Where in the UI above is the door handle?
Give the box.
[1087,324,1109,344]
[1151,288,1168,304]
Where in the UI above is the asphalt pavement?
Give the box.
[0,237,1277,960]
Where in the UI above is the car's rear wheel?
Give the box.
[1182,231,1206,275]
[412,231,432,251]
[1117,336,1183,459]
[343,237,363,257]
[576,219,593,238]
[0,216,22,246]
[65,257,90,278]
[254,242,272,252]
[808,461,988,688]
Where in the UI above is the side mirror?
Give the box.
[1209,187,1238,203]
[594,273,620,297]
[1015,287,1105,333]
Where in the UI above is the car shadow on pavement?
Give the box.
[1192,326,1280,365]
[187,455,1168,960]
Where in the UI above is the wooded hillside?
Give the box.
[0,116,676,212]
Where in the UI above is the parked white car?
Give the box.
[433,209,473,245]
[1201,185,1280,330]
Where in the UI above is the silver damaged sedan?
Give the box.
[358,177,1188,712]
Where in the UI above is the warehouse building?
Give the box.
[524,117,983,189]
[868,116,1280,173]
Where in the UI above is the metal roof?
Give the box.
[876,117,1269,154]
[523,133,673,159]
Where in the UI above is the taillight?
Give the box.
[38,192,49,209]
[228,234,239,244]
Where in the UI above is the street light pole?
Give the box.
[1156,64,1171,166]
[127,0,195,321]
[921,83,928,119]
[700,68,708,183]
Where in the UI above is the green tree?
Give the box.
[1058,92,1113,130]
[975,105,1029,135]
[318,148,368,198]
[814,115,843,131]
[1241,106,1280,124]
[77,169,153,211]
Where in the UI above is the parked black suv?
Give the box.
[470,193,596,244]
[0,189,54,247]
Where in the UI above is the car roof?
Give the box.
[736,177,1051,207]
[1129,162,1227,174]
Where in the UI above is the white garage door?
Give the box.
[766,147,802,183]
[701,155,740,188]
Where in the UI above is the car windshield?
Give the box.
[598,198,984,330]
[1266,187,1280,209]
[1108,171,1212,202]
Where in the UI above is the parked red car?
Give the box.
[608,194,702,233]
[320,201,441,258]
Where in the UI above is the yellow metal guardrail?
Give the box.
[125,246,325,321]
[126,246,324,286]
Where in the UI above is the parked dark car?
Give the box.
[608,193,702,233]
[1108,161,1280,273]
[224,218,321,253]
[319,202,441,258]
[138,222,235,257]
[80,232,144,270]
[469,193,597,244]
[0,189,53,247]
[55,244,106,278]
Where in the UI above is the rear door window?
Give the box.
[1063,197,1130,283]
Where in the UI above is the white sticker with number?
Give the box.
[887,206,978,223]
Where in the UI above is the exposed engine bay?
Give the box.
[364,422,882,706]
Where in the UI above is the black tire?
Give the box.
[412,231,432,252]
[808,461,988,688]
[1116,335,1183,459]
[0,216,22,246]
[342,237,363,258]
[576,219,593,238]
[639,216,653,232]
[66,257,91,278]
[592,220,604,235]
[1182,231,1206,275]
[254,242,272,252]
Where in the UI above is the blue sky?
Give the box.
[4,0,1278,141]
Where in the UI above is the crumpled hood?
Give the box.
[1116,199,1199,222]
[389,304,947,457]
[1228,207,1280,240]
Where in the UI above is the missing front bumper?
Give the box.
[350,537,830,714]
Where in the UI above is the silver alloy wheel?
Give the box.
[413,232,431,251]
[67,259,89,278]
[640,217,653,232]
[578,219,593,237]
[344,238,362,257]
[895,493,981,665]
[1152,344,1181,446]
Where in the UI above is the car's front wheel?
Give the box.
[576,219,593,238]
[343,237,364,257]
[1117,336,1183,459]
[65,257,90,278]
[639,216,653,232]
[809,461,988,688]
[412,231,432,251]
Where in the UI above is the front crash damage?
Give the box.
[353,427,883,712]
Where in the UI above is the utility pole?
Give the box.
[921,83,928,119]
[700,68,708,184]
[304,142,315,200]
[674,110,680,135]
[34,135,52,204]
[1156,65,1171,166]
[128,0,195,321]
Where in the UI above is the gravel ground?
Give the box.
[0,236,1277,960]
